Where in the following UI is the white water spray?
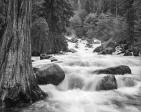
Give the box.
[29,38,141,112]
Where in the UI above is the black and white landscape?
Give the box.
[0,0,141,112]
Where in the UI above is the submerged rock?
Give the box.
[49,57,58,62]
[68,48,77,53]
[68,75,84,89]
[123,77,136,87]
[40,54,52,60]
[92,65,131,75]
[96,75,117,90]
[36,63,65,85]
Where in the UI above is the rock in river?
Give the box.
[92,65,131,75]
[36,63,65,85]
[40,54,52,60]
[96,75,117,90]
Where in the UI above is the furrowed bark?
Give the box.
[0,0,47,108]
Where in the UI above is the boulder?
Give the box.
[133,52,139,56]
[40,54,52,60]
[133,48,140,56]
[92,65,131,75]
[93,38,116,53]
[86,39,94,44]
[86,43,93,48]
[123,77,136,87]
[93,41,100,44]
[49,57,58,62]
[68,48,77,53]
[123,50,132,56]
[70,38,78,43]
[101,38,116,51]
[96,75,117,90]
[93,46,103,52]
[36,63,65,85]
[99,47,113,55]
[68,75,84,89]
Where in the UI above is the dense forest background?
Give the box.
[0,0,141,54]
[30,0,141,55]
[68,0,141,51]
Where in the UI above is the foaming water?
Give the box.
[22,39,141,112]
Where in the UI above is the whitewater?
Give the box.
[22,38,141,112]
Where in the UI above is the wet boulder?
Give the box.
[96,75,117,90]
[93,38,116,53]
[123,77,136,87]
[36,63,65,85]
[133,48,140,56]
[68,48,77,53]
[133,52,139,56]
[86,43,93,48]
[40,54,52,60]
[93,46,102,53]
[68,75,84,89]
[107,40,116,50]
[101,38,116,51]
[49,57,58,62]
[123,50,132,56]
[92,65,131,75]
[70,38,78,43]
[99,47,113,55]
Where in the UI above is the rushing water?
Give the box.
[3,38,141,112]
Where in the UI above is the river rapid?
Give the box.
[5,38,141,112]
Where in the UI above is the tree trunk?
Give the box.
[0,0,46,108]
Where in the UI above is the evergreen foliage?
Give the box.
[68,0,141,51]
[31,0,74,54]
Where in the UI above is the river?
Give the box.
[3,38,141,112]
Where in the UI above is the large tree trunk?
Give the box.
[0,0,46,108]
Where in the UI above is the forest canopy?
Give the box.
[68,0,141,51]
